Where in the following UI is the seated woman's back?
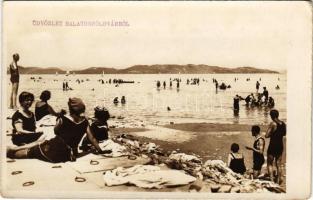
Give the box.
[54,114,88,150]
[35,101,50,121]
[229,152,246,174]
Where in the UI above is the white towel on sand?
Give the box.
[103,165,196,188]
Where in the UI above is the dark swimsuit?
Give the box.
[35,103,50,121]
[81,120,108,150]
[229,153,246,174]
[267,121,286,157]
[28,115,88,163]
[10,63,19,83]
[11,111,42,146]
[253,137,265,170]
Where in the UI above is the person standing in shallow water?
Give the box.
[9,53,20,109]
[265,109,286,184]
[256,81,260,92]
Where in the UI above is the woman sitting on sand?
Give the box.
[11,92,43,146]
[35,90,66,121]
[80,106,110,151]
[7,98,104,163]
[227,143,246,175]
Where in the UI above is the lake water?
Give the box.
[8,73,286,126]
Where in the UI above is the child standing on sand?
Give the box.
[227,143,246,175]
[246,125,265,178]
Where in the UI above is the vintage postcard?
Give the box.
[0,1,312,199]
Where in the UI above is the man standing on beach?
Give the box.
[9,53,20,109]
[265,109,286,184]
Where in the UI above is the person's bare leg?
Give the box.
[253,170,260,179]
[9,84,14,109]
[267,154,275,182]
[275,155,283,184]
[12,83,19,109]
[7,147,28,159]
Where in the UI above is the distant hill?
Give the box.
[71,67,119,74]
[10,66,66,74]
[10,64,279,74]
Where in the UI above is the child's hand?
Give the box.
[245,146,252,150]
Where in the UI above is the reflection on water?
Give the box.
[8,73,286,125]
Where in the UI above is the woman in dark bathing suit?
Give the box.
[35,90,66,121]
[265,109,286,184]
[7,98,104,163]
[11,92,43,146]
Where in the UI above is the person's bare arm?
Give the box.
[251,138,265,154]
[86,125,102,152]
[227,154,232,167]
[265,122,276,138]
[257,138,265,153]
[14,121,42,135]
[47,105,58,116]
[54,118,63,135]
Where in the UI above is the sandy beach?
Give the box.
[112,122,286,183]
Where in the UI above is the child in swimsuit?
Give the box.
[227,143,246,175]
[246,125,265,178]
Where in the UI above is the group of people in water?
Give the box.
[113,96,126,105]
[227,109,286,184]
[156,78,181,90]
[233,86,275,112]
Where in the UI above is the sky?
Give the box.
[3,1,312,70]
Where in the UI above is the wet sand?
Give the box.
[114,122,286,189]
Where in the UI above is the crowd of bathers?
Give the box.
[233,86,275,111]
[156,78,181,89]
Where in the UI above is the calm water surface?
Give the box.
[8,73,286,125]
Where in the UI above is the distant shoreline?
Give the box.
[8,64,280,75]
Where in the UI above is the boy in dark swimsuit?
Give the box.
[265,109,286,184]
[246,125,265,178]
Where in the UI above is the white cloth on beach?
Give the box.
[103,165,196,188]
[169,153,201,163]
[35,115,57,140]
[99,139,129,157]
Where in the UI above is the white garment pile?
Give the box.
[99,139,129,157]
[36,115,57,140]
[169,153,202,163]
[103,165,196,189]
